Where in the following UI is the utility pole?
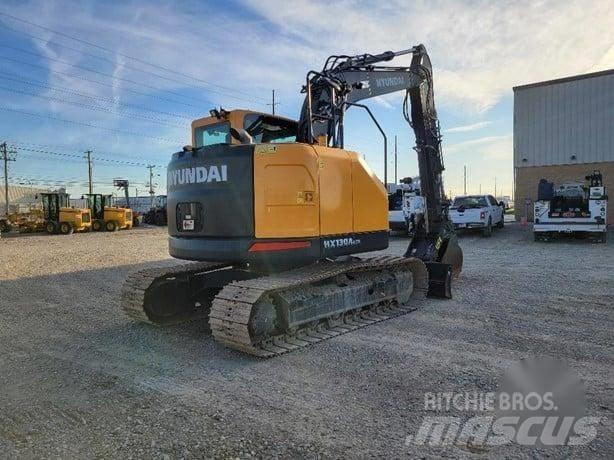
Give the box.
[268,89,279,115]
[394,135,398,184]
[463,165,467,195]
[2,142,16,216]
[494,177,497,198]
[85,150,93,194]
[147,164,155,207]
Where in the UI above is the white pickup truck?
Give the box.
[388,191,407,231]
[449,195,505,237]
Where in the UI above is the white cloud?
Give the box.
[371,96,394,109]
[588,43,614,73]
[241,0,614,113]
[446,135,512,153]
[446,121,492,133]
[442,135,513,196]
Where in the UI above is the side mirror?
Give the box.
[499,201,505,208]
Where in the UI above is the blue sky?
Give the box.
[0,0,613,198]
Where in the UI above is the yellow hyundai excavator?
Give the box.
[121,45,463,357]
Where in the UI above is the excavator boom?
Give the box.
[298,44,463,282]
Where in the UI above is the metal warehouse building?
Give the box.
[514,68,614,224]
[0,185,46,213]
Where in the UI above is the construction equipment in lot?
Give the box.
[400,177,426,237]
[121,44,463,357]
[143,195,167,226]
[114,179,142,227]
[1,208,44,233]
[534,170,607,242]
[41,192,91,234]
[84,193,133,232]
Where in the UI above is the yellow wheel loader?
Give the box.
[85,194,133,232]
[41,192,91,235]
[121,45,463,357]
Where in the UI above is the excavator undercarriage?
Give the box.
[121,256,427,357]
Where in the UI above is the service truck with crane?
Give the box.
[534,171,607,242]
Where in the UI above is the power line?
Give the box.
[0,71,193,121]
[0,85,186,128]
[146,164,157,206]
[1,21,266,106]
[3,174,150,187]
[0,106,184,144]
[7,175,149,184]
[1,141,17,215]
[85,150,93,194]
[0,11,269,102]
[5,145,156,191]
[394,135,398,184]
[0,43,228,109]
[1,54,207,112]
[5,140,169,164]
[464,165,467,195]
[267,89,279,115]
[14,146,165,167]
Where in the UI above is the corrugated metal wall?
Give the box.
[514,70,614,168]
[0,185,47,208]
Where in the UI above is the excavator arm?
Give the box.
[298,44,463,293]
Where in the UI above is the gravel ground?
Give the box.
[0,223,612,458]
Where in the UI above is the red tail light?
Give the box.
[248,241,311,252]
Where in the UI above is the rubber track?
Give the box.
[210,256,428,357]
[121,261,230,325]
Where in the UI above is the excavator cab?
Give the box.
[41,192,91,235]
[190,109,297,148]
[85,193,133,232]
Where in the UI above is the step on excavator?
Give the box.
[121,44,463,357]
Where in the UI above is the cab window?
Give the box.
[452,196,487,208]
[194,122,230,147]
[243,114,297,143]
